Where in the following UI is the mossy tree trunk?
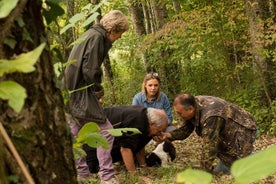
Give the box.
[0,1,77,183]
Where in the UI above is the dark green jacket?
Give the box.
[64,24,112,123]
[170,96,257,170]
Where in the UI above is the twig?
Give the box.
[0,122,35,184]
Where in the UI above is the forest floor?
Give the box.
[110,132,276,184]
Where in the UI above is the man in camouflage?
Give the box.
[160,93,257,174]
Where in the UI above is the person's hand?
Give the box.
[153,132,171,143]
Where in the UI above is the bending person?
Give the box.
[159,93,257,174]
[84,106,168,175]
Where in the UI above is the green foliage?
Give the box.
[59,1,105,35]
[74,122,141,150]
[0,0,18,18]
[42,0,65,25]
[107,128,141,136]
[0,81,26,113]
[231,145,276,184]
[0,43,46,76]
[0,43,46,113]
[176,168,213,184]
[176,145,276,184]
[74,122,109,149]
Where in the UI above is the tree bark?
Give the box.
[0,1,77,183]
[244,0,274,105]
[126,0,146,35]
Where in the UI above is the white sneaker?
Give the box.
[100,177,120,184]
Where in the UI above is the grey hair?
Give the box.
[147,108,167,128]
[100,10,129,33]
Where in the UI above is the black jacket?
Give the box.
[64,24,112,123]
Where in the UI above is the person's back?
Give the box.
[64,10,129,184]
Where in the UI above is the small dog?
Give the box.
[145,140,176,167]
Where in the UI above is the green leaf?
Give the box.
[3,38,17,49]
[107,128,141,137]
[78,122,100,135]
[81,12,100,29]
[85,133,109,149]
[69,12,85,24]
[75,122,109,149]
[231,145,276,184]
[0,0,19,18]
[0,43,46,77]
[60,23,73,35]
[0,81,26,113]
[176,168,213,184]
[73,146,87,159]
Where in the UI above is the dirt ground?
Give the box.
[114,133,276,184]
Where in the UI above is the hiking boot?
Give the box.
[100,176,120,184]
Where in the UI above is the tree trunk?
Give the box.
[151,0,168,30]
[126,0,146,35]
[141,1,152,34]
[244,0,274,105]
[173,0,181,12]
[0,1,77,183]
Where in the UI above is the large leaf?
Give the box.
[75,122,109,149]
[0,81,26,113]
[81,12,100,29]
[0,0,19,18]
[176,168,213,184]
[231,145,276,184]
[107,128,141,137]
[0,43,46,76]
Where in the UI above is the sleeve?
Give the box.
[82,35,105,91]
[169,121,194,141]
[200,116,225,172]
[132,93,140,106]
[163,94,173,125]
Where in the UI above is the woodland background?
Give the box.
[0,0,275,183]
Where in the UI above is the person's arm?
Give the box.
[200,116,225,172]
[132,93,140,106]
[136,147,146,167]
[162,94,173,125]
[82,36,105,91]
[120,147,137,174]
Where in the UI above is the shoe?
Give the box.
[100,177,120,184]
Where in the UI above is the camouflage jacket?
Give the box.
[170,96,257,171]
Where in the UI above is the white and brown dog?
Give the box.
[145,140,176,167]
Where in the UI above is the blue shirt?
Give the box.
[132,92,173,125]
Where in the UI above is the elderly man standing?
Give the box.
[160,93,257,174]
[84,106,168,176]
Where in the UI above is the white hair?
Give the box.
[147,108,167,128]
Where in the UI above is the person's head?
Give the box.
[147,108,168,136]
[142,72,161,100]
[100,10,129,43]
[173,93,196,121]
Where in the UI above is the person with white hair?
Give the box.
[64,10,129,184]
[83,106,168,176]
